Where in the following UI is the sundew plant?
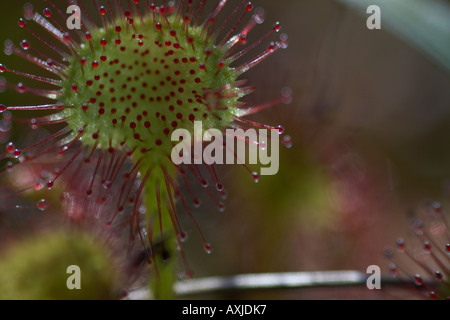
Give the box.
[0,0,290,298]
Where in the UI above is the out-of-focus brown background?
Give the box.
[0,0,449,299]
[179,0,450,299]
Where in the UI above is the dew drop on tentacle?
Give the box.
[6,161,13,171]
[193,198,201,208]
[279,33,289,49]
[282,135,292,148]
[219,187,228,200]
[179,231,187,243]
[215,182,224,192]
[423,241,431,253]
[21,40,31,52]
[23,3,34,20]
[6,142,14,154]
[13,149,22,159]
[259,140,267,151]
[388,263,398,276]
[47,180,54,190]
[281,86,293,104]
[34,181,44,191]
[36,199,47,211]
[414,274,423,286]
[396,238,405,252]
[4,40,14,56]
[204,243,212,254]
[275,125,284,135]
[0,110,11,129]
[217,201,225,213]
